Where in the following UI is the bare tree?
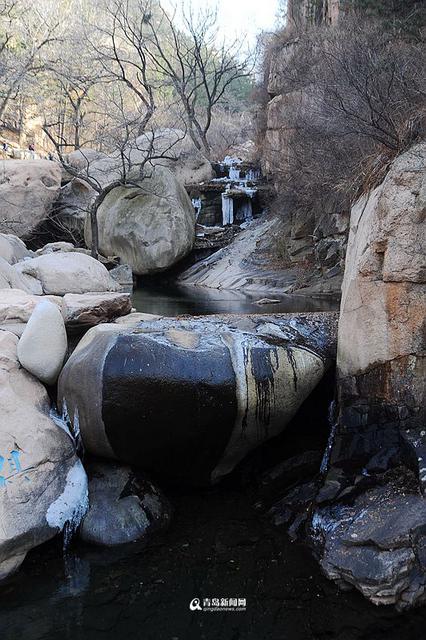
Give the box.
[42,0,182,259]
[0,0,60,125]
[48,62,100,151]
[144,2,253,159]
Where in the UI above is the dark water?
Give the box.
[1,283,425,639]
[132,280,340,316]
[1,485,426,640]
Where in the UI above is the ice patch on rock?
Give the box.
[46,460,88,542]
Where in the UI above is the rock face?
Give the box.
[80,461,171,546]
[0,331,88,580]
[14,252,119,295]
[0,234,31,264]
[313,144,426,609]
[261,35,349,294]
[0,160,62,239]
[17,300,67,385]
[85,166,195,275]
[58,312,338,485]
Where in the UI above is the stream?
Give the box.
[131,280,340,316]
[1,285,425,640]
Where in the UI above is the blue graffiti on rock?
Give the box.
[0,450,24,487]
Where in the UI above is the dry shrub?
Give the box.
[260,14,426,221]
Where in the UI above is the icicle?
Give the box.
[320,400,337,475]
[222,192,234,225]
[50,406,73,438]
[246,168,260,181]
[192,197,202,219]
[229,166,241,180]
[49,405,88,551]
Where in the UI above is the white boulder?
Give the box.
[17,300,67,385]
[13,252,119,295]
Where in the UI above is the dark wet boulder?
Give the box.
[313,475,426,610]
[58,312,338,485]
[79,461,171,546]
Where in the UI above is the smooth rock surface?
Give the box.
[0,331,87,580]
[80,461,172,546]
[0,160,61,239]
[58,312,337,485]
[113,312,163,325]
[14,252,119,295]
[179,217,300,293]
[17,300,67,385]
[85,165,195,275]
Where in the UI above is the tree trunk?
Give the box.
[90,203,99,260]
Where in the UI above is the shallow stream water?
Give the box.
[132,280,339,316]
[1,284,425,639]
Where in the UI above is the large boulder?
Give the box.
[0,234,31,264]
[80,461,171,546]
[13,252,119,295]
[313,143,426,609]
[0,331,88,580]
[17,300,67,385]
[58,313,337,485]
[0,160,61,239]
[85,166,195,275]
